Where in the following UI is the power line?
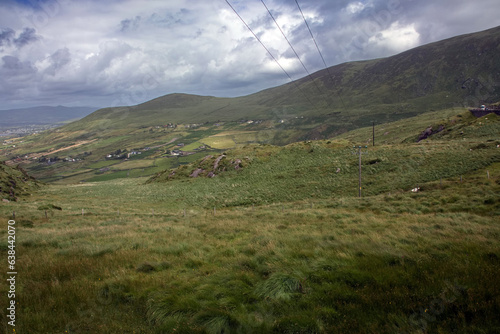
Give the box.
[224,0,293,83]
[294,0,346,109]
[260,0,324,96]
[295,0,328,74]
[224,0,321,113]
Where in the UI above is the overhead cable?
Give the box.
[224,0,322,113]
[224,0,294,83]
[295,0,346,109]
[261,0,324,95]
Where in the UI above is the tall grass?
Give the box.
[149,139,500,208]
[0,162,499,332]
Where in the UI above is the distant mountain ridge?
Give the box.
[0,106,97,127]
[66,25,500,139]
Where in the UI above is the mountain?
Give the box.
[59,26,500,140]
[0,106,97,127]
[4,26,500,183]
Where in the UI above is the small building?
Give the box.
[171,150,182,156]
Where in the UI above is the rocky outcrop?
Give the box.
[0,162,40,201]
[152,153,251,182]
[417,125,445,142]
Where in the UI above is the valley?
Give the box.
[0,25,499,333]
[1,105,498,333]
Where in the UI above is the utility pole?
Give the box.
[372,121,375,146]
[354,146,368,197]
[358,146,362,197]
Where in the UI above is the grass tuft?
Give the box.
[255,273,305,301]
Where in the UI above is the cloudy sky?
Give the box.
[1,0,500,109]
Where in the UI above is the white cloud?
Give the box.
[345,1,368,14]
[368,22,420,53]
[0,0,499,109]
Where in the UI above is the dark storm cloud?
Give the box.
[120,15,141,32]
[2,55,36,74]
[13,27,39,47]
[0,28,15,46]
[1,0,500,109]
[44,47,71,76]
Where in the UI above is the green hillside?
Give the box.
[1,134,499,333]
[3,26,500,183]
[0,162,40,201]
[65,25,500,132]
[147,110,500,207]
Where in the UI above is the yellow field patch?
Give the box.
[111,159,154,170]
[209,131,257,137]
[201,131,262,149]
[201,136,236,149]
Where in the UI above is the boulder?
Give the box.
[190,169,204,178]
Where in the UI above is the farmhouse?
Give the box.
[469,105,500,117]
[171,150,182,156]
[128,151,142,158]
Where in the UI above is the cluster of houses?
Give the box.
[2,140,17,148]
[239,119,264,125]
[0,124,57,137]
[106,149,144,160]
[38,156,83,164]
[184,123,203,129]
[153,123,177,129]
[168,143,207,157]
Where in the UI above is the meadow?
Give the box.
[0,158,499,333]
[0,108,499,333]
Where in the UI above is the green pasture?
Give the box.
[0,161,498,333]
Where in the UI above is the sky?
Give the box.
[1,0,500,110]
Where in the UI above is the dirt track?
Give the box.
[47,139,97,154]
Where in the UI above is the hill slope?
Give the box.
[66,25,500,134]
[147,111,500,207]
[5,26,500,183]
[0,162,39,201]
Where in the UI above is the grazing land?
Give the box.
[0,163,498,333]
[0,26,499,333]
[3,26,500,185]
[0,107,499,333]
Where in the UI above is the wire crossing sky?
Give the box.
[261,0,324,96]
[294,0,347,109]
[1,0,499,109]
[226,0,323,113]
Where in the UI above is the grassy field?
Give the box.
[0,161,499,333]
[148,137,500,207]
[0,107,499,333]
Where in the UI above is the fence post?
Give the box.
[12,211,15,220]
[213,207,216,216]
[487,170,490,180]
